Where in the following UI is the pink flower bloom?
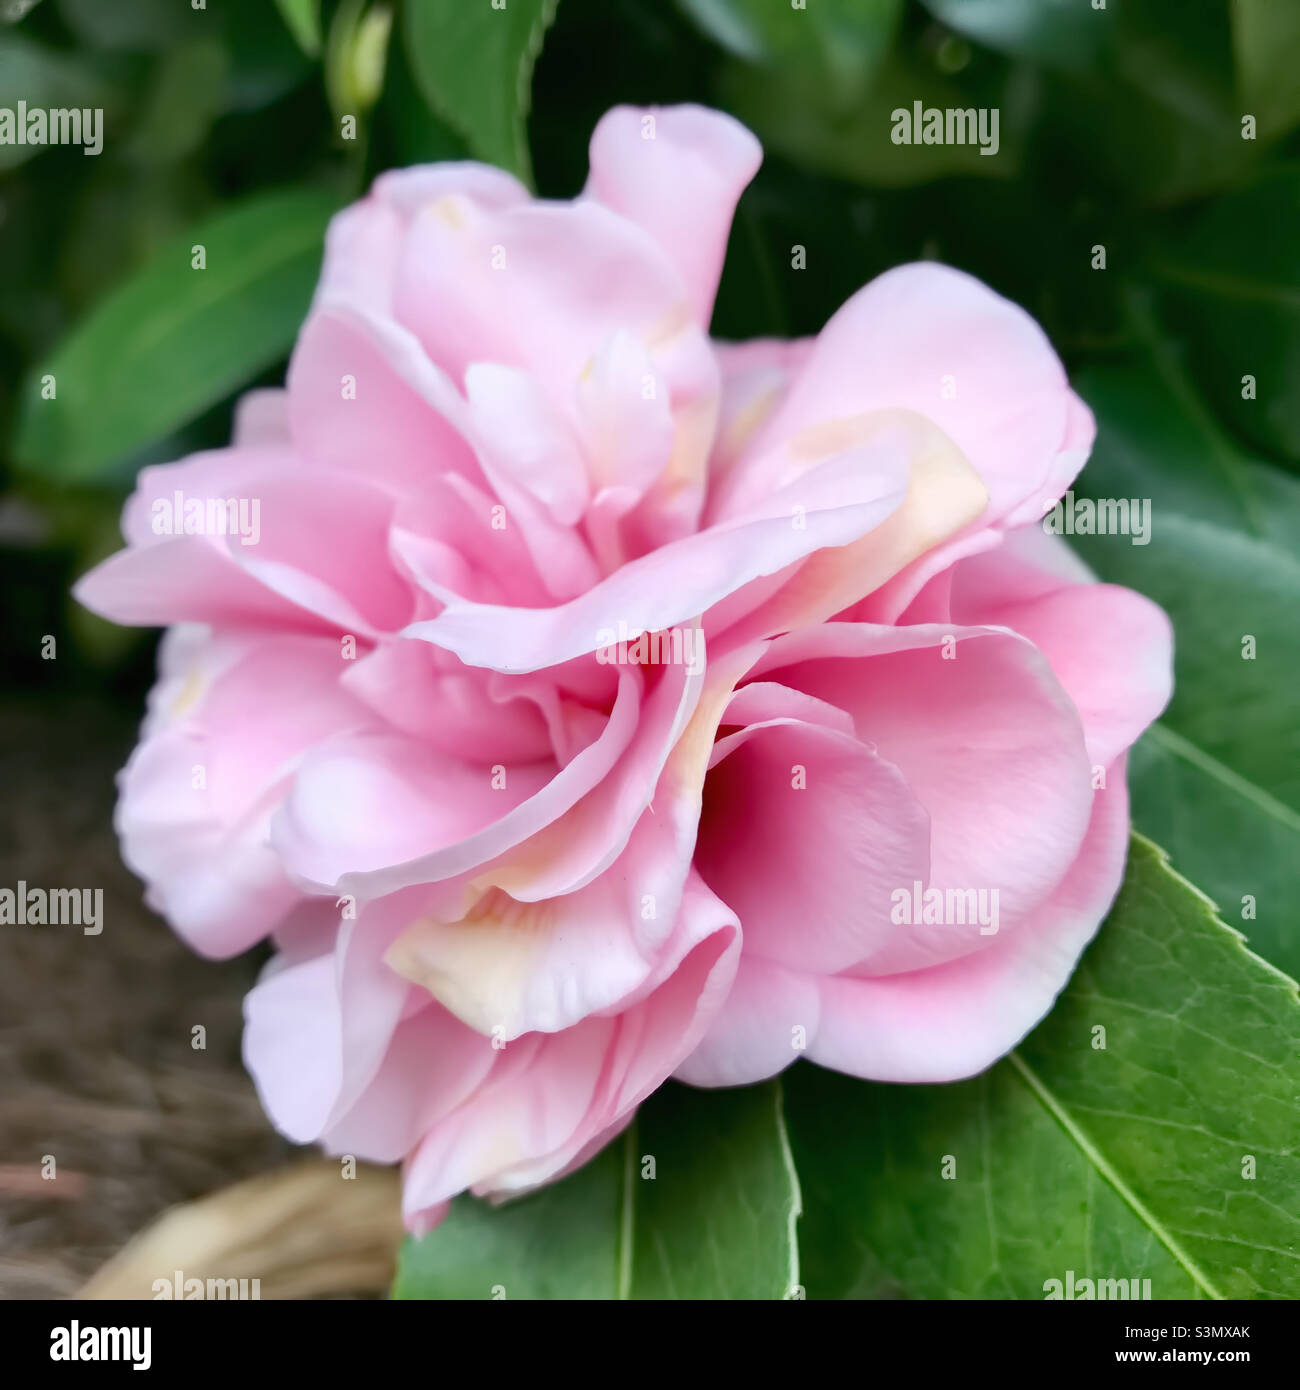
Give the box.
[77,105,1171,1231]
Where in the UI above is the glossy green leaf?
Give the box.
[1069,299,1300,978]
[917,0,1113,72]
[678,0,900,108]
[56,0,191,50]
[721,47,1032,188]
[1074,515,1300,980]
[1071,290,1300,554]
[1042,84,1252,207]
[1074,513,1300,815]
[1,1,45,23]
[1030,0,1247,206]
[378,25,467,167]
[219,0,315,112]
[13,187,339,481]
[789,835,1300,1299]
[628,1074,800,1298]
[125,39,229,166]
[273,0,322,57]
[403,0,559,185]
[1074,357,1263,542]
[396,1143,621,1301]
[393,1079,800,1299]
[1111,0,1236,122]
[1125,732,1300,984]
[1150,170,1300,464]
[1231,0,1300,139]
[0,32,114,170]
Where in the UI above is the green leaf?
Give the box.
[1074,357,1263,543]
[720,47,1033,189]
[1042,83,1251,208]
[56,0,191,50]
[1149,170,1300,465]
[917,0,1114,72]
[1111,0,1237,124]
[788,835,1300,1299]
[678,0,901,108]
[1074,515,1300,980]
[125,39,229,166]
[0,32,115,170]
[13,187,340,482]
[274,0,322,57]
[627,1074,801,1298]
[1033,1,1248,206]
[402,0,559,185]
[1231,0,1300,139]
[1069,296,1300,979]
[393,1079,800,1299]
[396,1143,622,1301]
[378,26,468,167]
[1125,732,1300,984]
[1,1,45,23]
[1078,518,1300,817]
[1072,290,1300,550]
[219,0,315,112]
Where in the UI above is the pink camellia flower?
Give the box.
[77,105,1171,1231]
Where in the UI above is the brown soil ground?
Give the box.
[0,696,295,1299]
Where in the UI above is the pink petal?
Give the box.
[231,388,290,446]
[585,104,762,326]
[117,630,369,957]
[400,873,738,1220]
[323,999,498,1162]
[675,957,822,1087]
[271,731,554,889]
[808,769,1131,1082]
[756,620,1094,971]
[405,432,911,672]
[698,715,930,974]
[951,531,1173,767]
[706,409,988,645]
[287,303,480,496]
[379,660,739,1040]
[76,446,409,635]
[393,192,722,536]
[743,262,1075,528]
[244,891,429,1147]
[340,640,554,764]
[315,163,527,313]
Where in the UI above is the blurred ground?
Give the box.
[0,696,293,1299]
